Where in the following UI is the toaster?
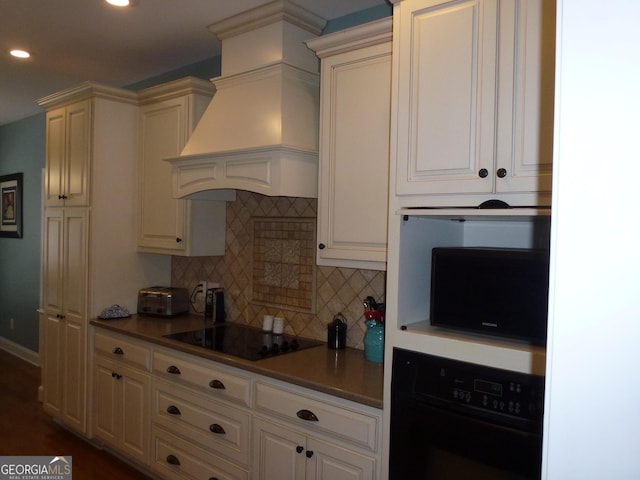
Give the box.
[137,287,189,317]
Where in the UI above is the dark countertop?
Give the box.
[90,315,384,409]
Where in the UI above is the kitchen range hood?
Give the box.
[167,0,326,199]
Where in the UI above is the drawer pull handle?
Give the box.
[111,372,122,380]
[209,423,226,435]
[113,347,124,355]
[166,405,181,415]
[306,450,314,459]
[209,379,225,390]
[167,365,181,375]
[296,446,304,454]
[296,409,319,422]
[209,478,219,480]
[166,454,180,466]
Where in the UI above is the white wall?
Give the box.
[544,1,640,478]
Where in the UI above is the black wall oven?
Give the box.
[390,348,545,479]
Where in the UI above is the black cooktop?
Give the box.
[163,323,323,361]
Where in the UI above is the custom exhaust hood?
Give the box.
[167,0,326,199]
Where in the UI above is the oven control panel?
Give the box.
[393,348,545,431]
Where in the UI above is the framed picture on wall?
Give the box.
[0,172,23,238]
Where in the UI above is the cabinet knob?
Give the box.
[306,450,314,459]
[318,243,326,250]
[111,372,122,380]
[166,454,180,466]
[497,168,508,178]
[209,423,226,435]
[296,446,304,454]
[166,365,181,375]
[296,409,319,422]
[166,405,181,415]
[209,379,225,390]
[112,347,124,355]
[478,168,489,178]
[176,237,183,243]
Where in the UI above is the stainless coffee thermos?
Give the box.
[327,313,347,349]
[205,288,226,323]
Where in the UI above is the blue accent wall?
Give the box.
[324,4,392,34]
[0,6,392,355]
[0,114,45,351]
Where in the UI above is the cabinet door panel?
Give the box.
[43,209,64,315]
[138,100,187,252]
[308,437,375,480]
[121,369,149,462]
[496,0,555,193]
[45,109,66,206]
[253,418,306,480]
[65,101,91,205]
[62,318,86,431]
[94,361,119,443]
[42,314,63,416]
[395,0,498,195]
[63,209,88,323]
[317,42,391,268]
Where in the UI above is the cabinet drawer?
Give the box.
[152,426,249,480]
[94,331,151,371]
[254,381,380,452]
[152,379,250,465]
[153,350,251,407]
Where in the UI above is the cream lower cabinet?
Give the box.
[90,328,381,480]
[253,418,375,480]
[94,358,150,464]
[149,348,251,480]
[391,0,555,206]
[307,19,392,270]
[252,381,381,480]
[92,330,152,465]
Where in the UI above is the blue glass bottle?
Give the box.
[364,320,384,363]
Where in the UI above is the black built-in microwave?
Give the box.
[430,247,550,344]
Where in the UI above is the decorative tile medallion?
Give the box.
[252,217,316,312]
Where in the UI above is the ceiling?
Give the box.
[0,0,387,127]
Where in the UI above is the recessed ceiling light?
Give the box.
[106,0,131,6]
[10,49,30,59]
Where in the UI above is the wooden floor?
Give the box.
[0,348,153,479]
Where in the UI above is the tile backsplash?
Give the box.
[171,190,385,349]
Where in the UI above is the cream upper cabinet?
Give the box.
[137,78,235,256]
[307,19,392,271]
[44,99,91,206]
[391,0,555,207]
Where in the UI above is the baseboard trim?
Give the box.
[0,337,40,366]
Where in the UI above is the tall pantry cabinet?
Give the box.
[38,82,170,435]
